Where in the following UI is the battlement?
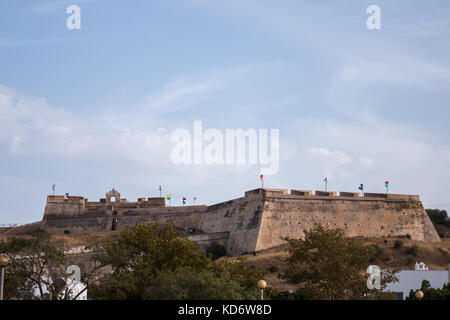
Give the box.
[40,186,439,254]
[44,189,166,217]
[243,188,420,201]
[43,188,422,219]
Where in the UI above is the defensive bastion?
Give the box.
[36,188,440,254]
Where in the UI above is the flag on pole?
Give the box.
[65,193,69,200]
[52,184,55,195]
[183,197,186,205]
[158,185,162,197]
[260,174,264,188]
[166,195,171,200]
[385,181,389,188]
[358,184,364,191]
[323,177,328,191]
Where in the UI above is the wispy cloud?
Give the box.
[28,0,95,14]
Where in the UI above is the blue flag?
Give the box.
[358,184,363,191]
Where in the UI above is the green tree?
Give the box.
[394,240,403,249]
[426,209,449,225]
[281,224,398,300]
[406,279,450,300]
[205,242,227,260]
[143,267,249,300]
[90,222,266,300]
[210,256,267,297]
[0,232,100,300]
[407,245,419,257]
[90,222,211,299]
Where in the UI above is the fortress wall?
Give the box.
[113,206,207,231]
[199,189,267,254]
[255,194,441,252]
[42,205,208,235]
[40,189,440,255]
[44,196,86,217]
[42,215,107,234]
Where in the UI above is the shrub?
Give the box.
[394,240,403,249]
[426,209,448,225]
[206,242,227,260]
[369,244,384,258]
[406,255,415,266]
[407,245,419,257]
[406,280,450,300]
[269,265,278,273]
[143,267,250,300]
[281,224,398,300]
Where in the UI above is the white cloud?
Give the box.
[28,0,95,14]
[287,117,450,204]
[0,85,172,165]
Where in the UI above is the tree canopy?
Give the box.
[89,222,266,300]
[406,279,450,300]
[0,232,99,300]
[281,224,398,300]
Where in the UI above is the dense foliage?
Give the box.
[406,280,450,300]
[89,222,266,299]
[426,209,449,225]
[281,224,398,300]
[0,232,99,300]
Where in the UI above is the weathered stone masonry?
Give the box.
[38,188,440,254]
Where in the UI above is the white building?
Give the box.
[384,263,449,300]
[32,277,87,300]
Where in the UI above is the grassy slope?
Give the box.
[2,232,449,292]
[236,237,450,291]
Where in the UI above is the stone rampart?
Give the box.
[39,187,440,254]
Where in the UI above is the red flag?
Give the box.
[260,174,263,181]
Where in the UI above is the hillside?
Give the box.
[2,231,449,292]
[235,237,450,291]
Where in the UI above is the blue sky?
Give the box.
[1,0,450,223]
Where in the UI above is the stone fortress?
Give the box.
[31,187,441,254]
